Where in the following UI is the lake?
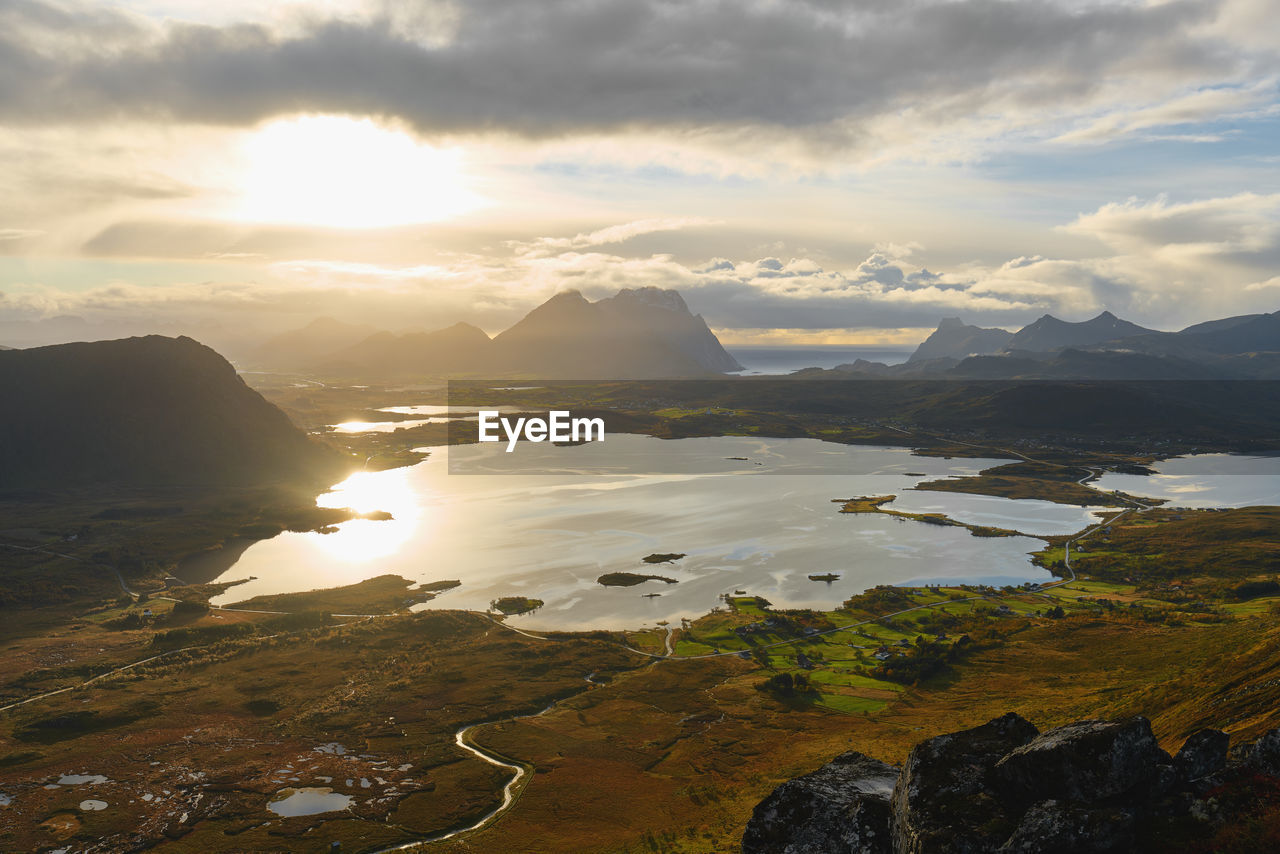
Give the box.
[209,435,1116,630]
[1094,453,1280,507]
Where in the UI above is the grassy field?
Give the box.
[4,552,1280,851]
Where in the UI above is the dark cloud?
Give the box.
[0,0,1244,138]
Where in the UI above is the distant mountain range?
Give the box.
[0,336,343,488]
[848,308,1280,380]
[251,316,378,370]
[1005,310,1156,353]
[250,287,742,379]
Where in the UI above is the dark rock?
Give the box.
[993,717,1174,810]
[892,712,1039,854]
[742,751,898,854]
[1239,726,1280,778]
[999,800,1136,853]
[745,714,1280,854]
[1174,729,1229,782]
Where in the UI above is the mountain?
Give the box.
[598,288,744,373]
[492,287,742,378]
[1070,310,1280,362]
[250,316,379,370]
[0,336,344,488]
[1006,311,1157,352]
[1178,313,1268,337]
[908,318,1013,363]
[249,288,741,379]
[319,322,493,377]
[0,344,13,351]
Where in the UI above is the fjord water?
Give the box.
[1094,453,1280,507]
[209,435,1108,630]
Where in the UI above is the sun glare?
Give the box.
[234,115,485,228]
[311,468,424,561]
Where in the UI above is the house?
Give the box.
[873,647,892,661]
[997,604,1012,614]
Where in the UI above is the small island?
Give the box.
[224,575,458,613]
[489,596,544,615]
[598,572,678,587]
[808,573,840,582]
[642,553,687,564]
[835,496,1022,538]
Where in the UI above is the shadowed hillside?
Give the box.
[0,336,345,487]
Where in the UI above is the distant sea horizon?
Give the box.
[726,345,913,375]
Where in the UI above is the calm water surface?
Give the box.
[210,436,1089,629]
[209,437,1280,630]
[1094,454,1280,507]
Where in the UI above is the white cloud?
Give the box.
[1052,82,1276,145]
[511,217,718,258]
[1064,192,1280,256]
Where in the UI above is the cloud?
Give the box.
[0,0,1265,160]
[1064,192,1280,258]
[6,197,1280,348]
[511,217,717,258]
[0,229,44,241]
[1052,81,1276,145]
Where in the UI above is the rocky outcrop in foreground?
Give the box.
[743,713,1280,853]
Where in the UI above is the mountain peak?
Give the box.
[909,318,1012,363]
[494,286,740,376]
[605,287,690,314]
[1008,311,1156,352]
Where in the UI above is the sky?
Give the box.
[0,0,1277,351]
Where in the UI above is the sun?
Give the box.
[233,114,486,228]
